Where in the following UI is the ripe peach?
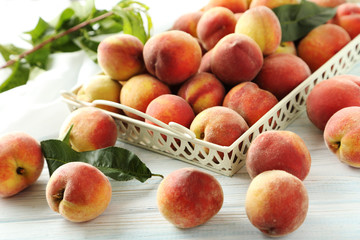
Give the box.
[297,24,351,72]
[157,167,223,228]
[97,34,144,81]
[223,82,278,126]
[76,74,122,113]
[306,76,360,130]
[274,41,297,55]
[254,53,311,100]
[246,170,309,237]
[246,130,311,180]
[204,0,248,13]
[308,0,346,8]
[120,74,171,121]
[59,107,118,152]
[190,106,249,146]
[235,6,282,55]
[0,132,44,198]
[145,94,195,129]
[171,11,203,38]
[324,106,360,168]
[331,3,360,39]
[46,162,112,222]
[196,7,237,51]
[143,30,202,85]
[250,0,300,9]
[178,72,226,114]
[211,33,263,86]
[198,49,213,73]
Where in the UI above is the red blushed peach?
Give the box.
[178,72,226,114]
[198,49,213,73]
[145,94,195,129]
[308,0,346,8]
[250,0,300,9]
[46,162,112,222]
[172,11,204,38]
[196,7,237,51]
[235,5,282,55]
[97,34,144,81]
[306,76,360,131]
[324,106,360,168]
[297,24,351,72]
[223,82,278,126]
[331,3,360,39]
[59,107,118,152]
[211,33,263,86]
[246,170,309,237]
[120,74,171,121]
[143,30,202,85]
[204,0,248,13]
[254,53,311,100]
[190,106,249,146]
[246,130,311,180]
[157,167,223,228]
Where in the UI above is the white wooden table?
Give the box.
[1,1,360,239]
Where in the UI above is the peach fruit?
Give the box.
[274,41,297,55]
[308,0,346,8]
[223,82,278,126]
[178,72,226,114]
[190,106,249,146]
[143,30,202,85]
[306,76,360,130]
[211,33,263,86]
[145,94,195,129]
[157,167,223,228]
[324,106,360,168]
[246,130,311,180]
[120,74,171,121]
[245,170,309,237]
[59,107,118,152]
[46,162,112,222]
[196,7,237,51]
[171,11,203,38]
[198,49,213,73]
[297,24,351,72]
[235,6,282,55]
[331,3,360,39]
[0,132,44,198]
[254,53,311,100]
[76,74,122,113]
[204,0,248,13]
[97,34,144,81]
[250,0,300,9]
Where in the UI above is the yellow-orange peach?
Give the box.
[235,6,282,55]
[246,130,311,180]
[331,3,360,39]
[120,74,171,121]
[172,11,204,38]
[308,0,345,8]
[204,0,248,13]
[246,170,308,237]
[196,7,237,51]
[143,30,202,85]
[254,53,311,100]
[250,0,299,9]
[274,41,297,55]
[59,107,118,152]
[223,82,278,126]
[297,24,351,72]
[211,33,263,86]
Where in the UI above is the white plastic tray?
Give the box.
[62,35,360,176]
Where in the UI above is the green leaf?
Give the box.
[41,139,160,182]
[0,44,25,61]
[25,18,51,44]
[25,45,50,69]
[0,61,30,93]
[55,8,76,30]
[273,0,337,42]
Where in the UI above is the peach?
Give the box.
[59,107,118,152]
[254,53,311,100]
[143,30,202,85]
[306,76,360,130]
[120,74,171,121]
[324,106,360,168]
[246,130,311,180]
[178,72,226,114]
[196,7,237,51]
[235,6,282,55]
[76,74,122,113]
[211,33,263,86]
[297,24,351,72]
[331,3,360,39]
[274,41,297,55]
[190,106,249,146]
[198,49,213,73]
[204,0,248,13]
[0,132,44,198]
[97,34,144,81]
[245,170,309,237]
[250,0,300,9]
[145,94,195,129]
[46,162,112,222]
[171,11,203,38]
[308,0,346,8]
[157,167,223,228]
[223,82,278,126]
